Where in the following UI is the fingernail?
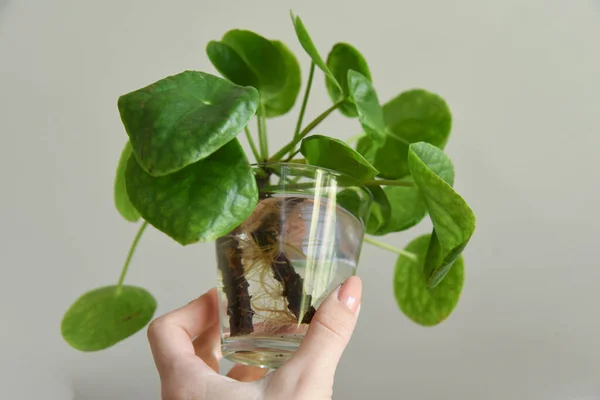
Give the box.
[337,277,362,313]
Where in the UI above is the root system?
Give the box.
[218,194,318,337]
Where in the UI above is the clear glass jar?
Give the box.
[215,163,372,369]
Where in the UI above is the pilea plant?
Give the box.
[61,12,476,352]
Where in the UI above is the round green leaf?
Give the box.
[207,32,301,118]
[365,184,391,234]
[206,40,260,89]
[125,139,258,245]
[369,144,453,236]
[61,285,156,351]
[408,142,475,287]
[410,140,455,186]
[221,30,287,98]
[356,89,452,179]
[300,134,379,181]
[394,234,464,326]
[118,70,259,177]
[290,12,342,93]
[371,182,427,235]
[347,70,386,143]
[326,43,372,117]
[114,141,140,222]
[266,40,302,117]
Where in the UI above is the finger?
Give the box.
[284,276,362,379]
[147,288,218,376]
[226,364,269,382]
[192,319,222,372]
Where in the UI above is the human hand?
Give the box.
[147,276,362,400]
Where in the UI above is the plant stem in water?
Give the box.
[251,196,316,324]
[364,236,417,261]
[117,221,149,291]
[216,235,254,336]
[272,252,316,324]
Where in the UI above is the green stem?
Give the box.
[364,236,417,261]
[244,126,260,162]
[285,148,302,162]
[117,221,148,290]
[346,133,366,145]
[270,99,345,162]
[388,134,411,146]
[257,103,268,161]
[364,179,415,187]
[292,63,315,138]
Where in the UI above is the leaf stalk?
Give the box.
[117,221,148,292]
[257,103,269,161]
[244,126,261,162]
[364,236,417,261]
[289,62,316,157]
[270,99,345,161]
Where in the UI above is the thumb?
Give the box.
[286,276,362,379]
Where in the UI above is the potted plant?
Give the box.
[61,12,476,368]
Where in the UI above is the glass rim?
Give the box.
[250,161,374,201]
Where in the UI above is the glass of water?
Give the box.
[215,163,372,369]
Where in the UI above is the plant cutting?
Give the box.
[61,12,476,368]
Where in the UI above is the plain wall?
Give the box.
[1,0,599,399]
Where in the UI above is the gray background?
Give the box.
[1,0,599,399]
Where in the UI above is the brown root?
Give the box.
[216,235,254,336]
[218,195,319,336]
[271,252,316,324]
[248,196,317,324]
